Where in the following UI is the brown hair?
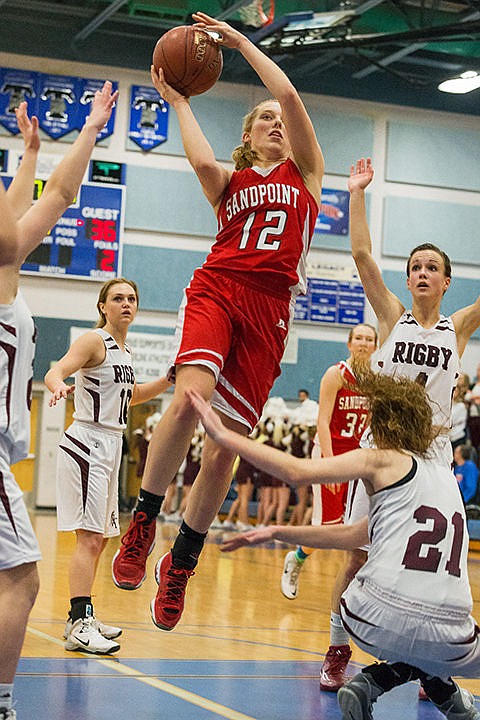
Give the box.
[350,361,436,455]
[95,277,139,328]
[406,243,452,279]
[231,100,275,171]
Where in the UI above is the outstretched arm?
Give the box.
[6,102,40,219]
[348,158,402,343]
[0,177,19,265]
[44,331,105,406]
[220,517,369,552]
[187,388,372,487]
[131,375,172,405]
[16,81,118,264]
[192,13,324,203]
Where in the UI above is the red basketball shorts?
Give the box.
[169,269,294,430]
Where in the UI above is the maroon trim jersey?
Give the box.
[0,291,36,465]
[357,454,471,611]
[73,328,134,432]
[208,159,319,299]
[329,360,369,455]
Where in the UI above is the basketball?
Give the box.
[152,26,223,97]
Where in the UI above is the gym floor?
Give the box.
[19,512,480,720]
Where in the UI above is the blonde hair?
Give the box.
[347,323,378,345]
[95,277,139,328]
[350,362,436,456]
[231,99,275,171]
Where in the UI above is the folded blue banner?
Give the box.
[129,84,169,151]
[0,68,39,134]
[0,67,117,142]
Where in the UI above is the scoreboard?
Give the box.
[22,181,124,280]
[2,171,125,280]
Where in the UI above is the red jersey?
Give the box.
[206,159,319,299]
[315,361,369,525]
[329,361,369,455]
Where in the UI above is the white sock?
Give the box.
[330,611,350,647]
[0,684,13,710]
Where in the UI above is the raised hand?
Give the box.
[15,101,40,152]
[347,157,374,193]
[191,12,245,49]
[220,526,275,552]
[85,81,118,133]
[150,65,187,107]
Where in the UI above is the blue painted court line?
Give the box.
[16,657,476,719]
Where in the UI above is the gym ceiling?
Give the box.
[1,0,479,114]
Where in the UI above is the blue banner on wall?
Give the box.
[315,188,349,236]
[77,78,117,141]
[294,263,365,326]
[0,68,40,134]
[0,67,117,142]
[129,84,169,151]
[38,74,80,139]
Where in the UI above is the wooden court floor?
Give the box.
[16,511,480,720]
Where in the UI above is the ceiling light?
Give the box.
[438,71,480,94]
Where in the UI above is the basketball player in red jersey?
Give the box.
[281,324,377,692]
[112,11,325,632]
[0,83,117,720]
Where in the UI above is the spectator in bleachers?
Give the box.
[450,373,470,451]
[454,444,479,505]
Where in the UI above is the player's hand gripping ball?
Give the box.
[152,25,223,97]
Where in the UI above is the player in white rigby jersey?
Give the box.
[44,278,170,655]
[344,158,479,534]
[190,367,480,720]
[340,158,480,700]
[349,157,479,462]
[0,83,117,720]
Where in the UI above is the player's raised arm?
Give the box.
[16,81,118,264]
[0,176,19,266]
[6,102,40,219]
[452,296,480,357]
[192,12,324,203]
[150,65,230,211]
[348,158,403,342]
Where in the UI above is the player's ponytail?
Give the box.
[232,141,257,170]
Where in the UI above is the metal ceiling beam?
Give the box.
[269,18,480,49]
[72,0,129,44]
[353,42,426,77]
[353,9,480,77]
[216,0,255,21]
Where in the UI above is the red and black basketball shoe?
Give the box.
[112,511,156,590]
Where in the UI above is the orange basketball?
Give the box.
[152,25,223,97]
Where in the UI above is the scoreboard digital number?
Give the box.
[21,182,124,280]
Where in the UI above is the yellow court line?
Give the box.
[26,625,258,720]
